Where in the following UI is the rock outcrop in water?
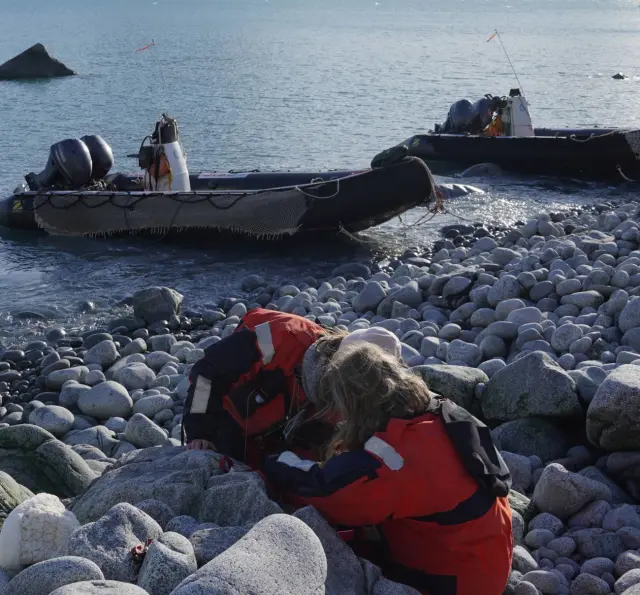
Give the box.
[0,44,76,80]
[3,192,640,593]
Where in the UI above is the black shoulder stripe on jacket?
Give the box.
[263,449,382,498]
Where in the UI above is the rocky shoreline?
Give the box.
[1,197,640,594]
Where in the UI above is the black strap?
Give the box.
[412,485,496,525]
[383,562,457,595]
[425,397,512,497]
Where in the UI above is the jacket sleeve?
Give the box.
[183,328,260,444]
[262,449,396,527]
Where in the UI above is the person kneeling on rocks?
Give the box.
[182,307,402,467]
[262,342,514,595]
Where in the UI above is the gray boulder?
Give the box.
[446,339,482,367]
[377,281,422,317]
[551,324,583,353]
[532,463,612,519]
[65,502,162,582]
[487,275,522,307]
[200,471,282,526]
[619,298,640,333]
[0,471,34,529]
[587,365,640,451]
[294,506,420,595]
[63,426,119,457]
[171,514,327,595]
[615,569,640,594]
[190,526,251,566]
[137,532,197,595]
[124,413,167,448]
[411,365,488,410]
[50,582,149,595]
[353,281,386,314]
[59,382,91,409]
[134,499,176,530]
[83,340,119,368]
[133,286,183,324]
[29,405,74,437]
[0,424,94,497]
[501,451,532,493]
[3,556,104,595]
[117,364,156,391]
[482,351,581,422]
[491,418,572,461]
[71,446,225,523]
[78,381,133,420]
[0,43,75,79]
[133,395,173,418]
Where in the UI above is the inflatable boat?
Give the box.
[1,114,438,239]
[400,88,640,181]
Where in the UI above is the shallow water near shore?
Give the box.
[1,0,640,339]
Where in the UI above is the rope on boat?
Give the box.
[617,165,639,183]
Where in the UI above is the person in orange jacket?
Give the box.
[182,307,403,466]
[262,342,514,595]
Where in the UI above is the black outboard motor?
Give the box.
[25,139,93,191]
[436,94,506,135]
[80,135,114,180]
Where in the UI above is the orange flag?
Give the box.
[135,40,156,53]
[487,31,497,42]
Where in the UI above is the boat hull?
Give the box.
[1,159,434,238]
[403,128,640,180]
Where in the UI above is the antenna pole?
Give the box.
[493,29,526,96]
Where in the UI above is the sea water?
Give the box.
[0,0,639,338]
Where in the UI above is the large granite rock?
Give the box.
[2,556,103,595]
[491,417,573,462]
[587,365,640,451]
[65,502,162,582]
[0,471,33,529]
[70,445,228,524]
[137,532,196,595]
[482,351,581,422]
[171,514,327,595]
[0,44,75,80]
[412,364,488,410]
[190,526,251,566]
[133,286,183,324]
[199,471,282,527]
[50,581,149,595]
[532,463,612,519]
[294,506,420,595]
[0,425,95,497]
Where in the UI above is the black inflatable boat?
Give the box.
[0,115,437,239]
[401,89,640,181]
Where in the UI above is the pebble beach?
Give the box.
[0,196,640,595]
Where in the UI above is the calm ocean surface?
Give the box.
[0,0,639,339]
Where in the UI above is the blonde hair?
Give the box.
[314,328,348,360]
[319,342,432,459]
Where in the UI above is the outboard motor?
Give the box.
[80,135,114,180]
[436,95,506,135]
[25,139,93,191]
[138,113,190,191]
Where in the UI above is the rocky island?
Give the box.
[0,44,76,80]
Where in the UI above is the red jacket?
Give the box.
[263,399,513,595]
[183,308,329,465]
